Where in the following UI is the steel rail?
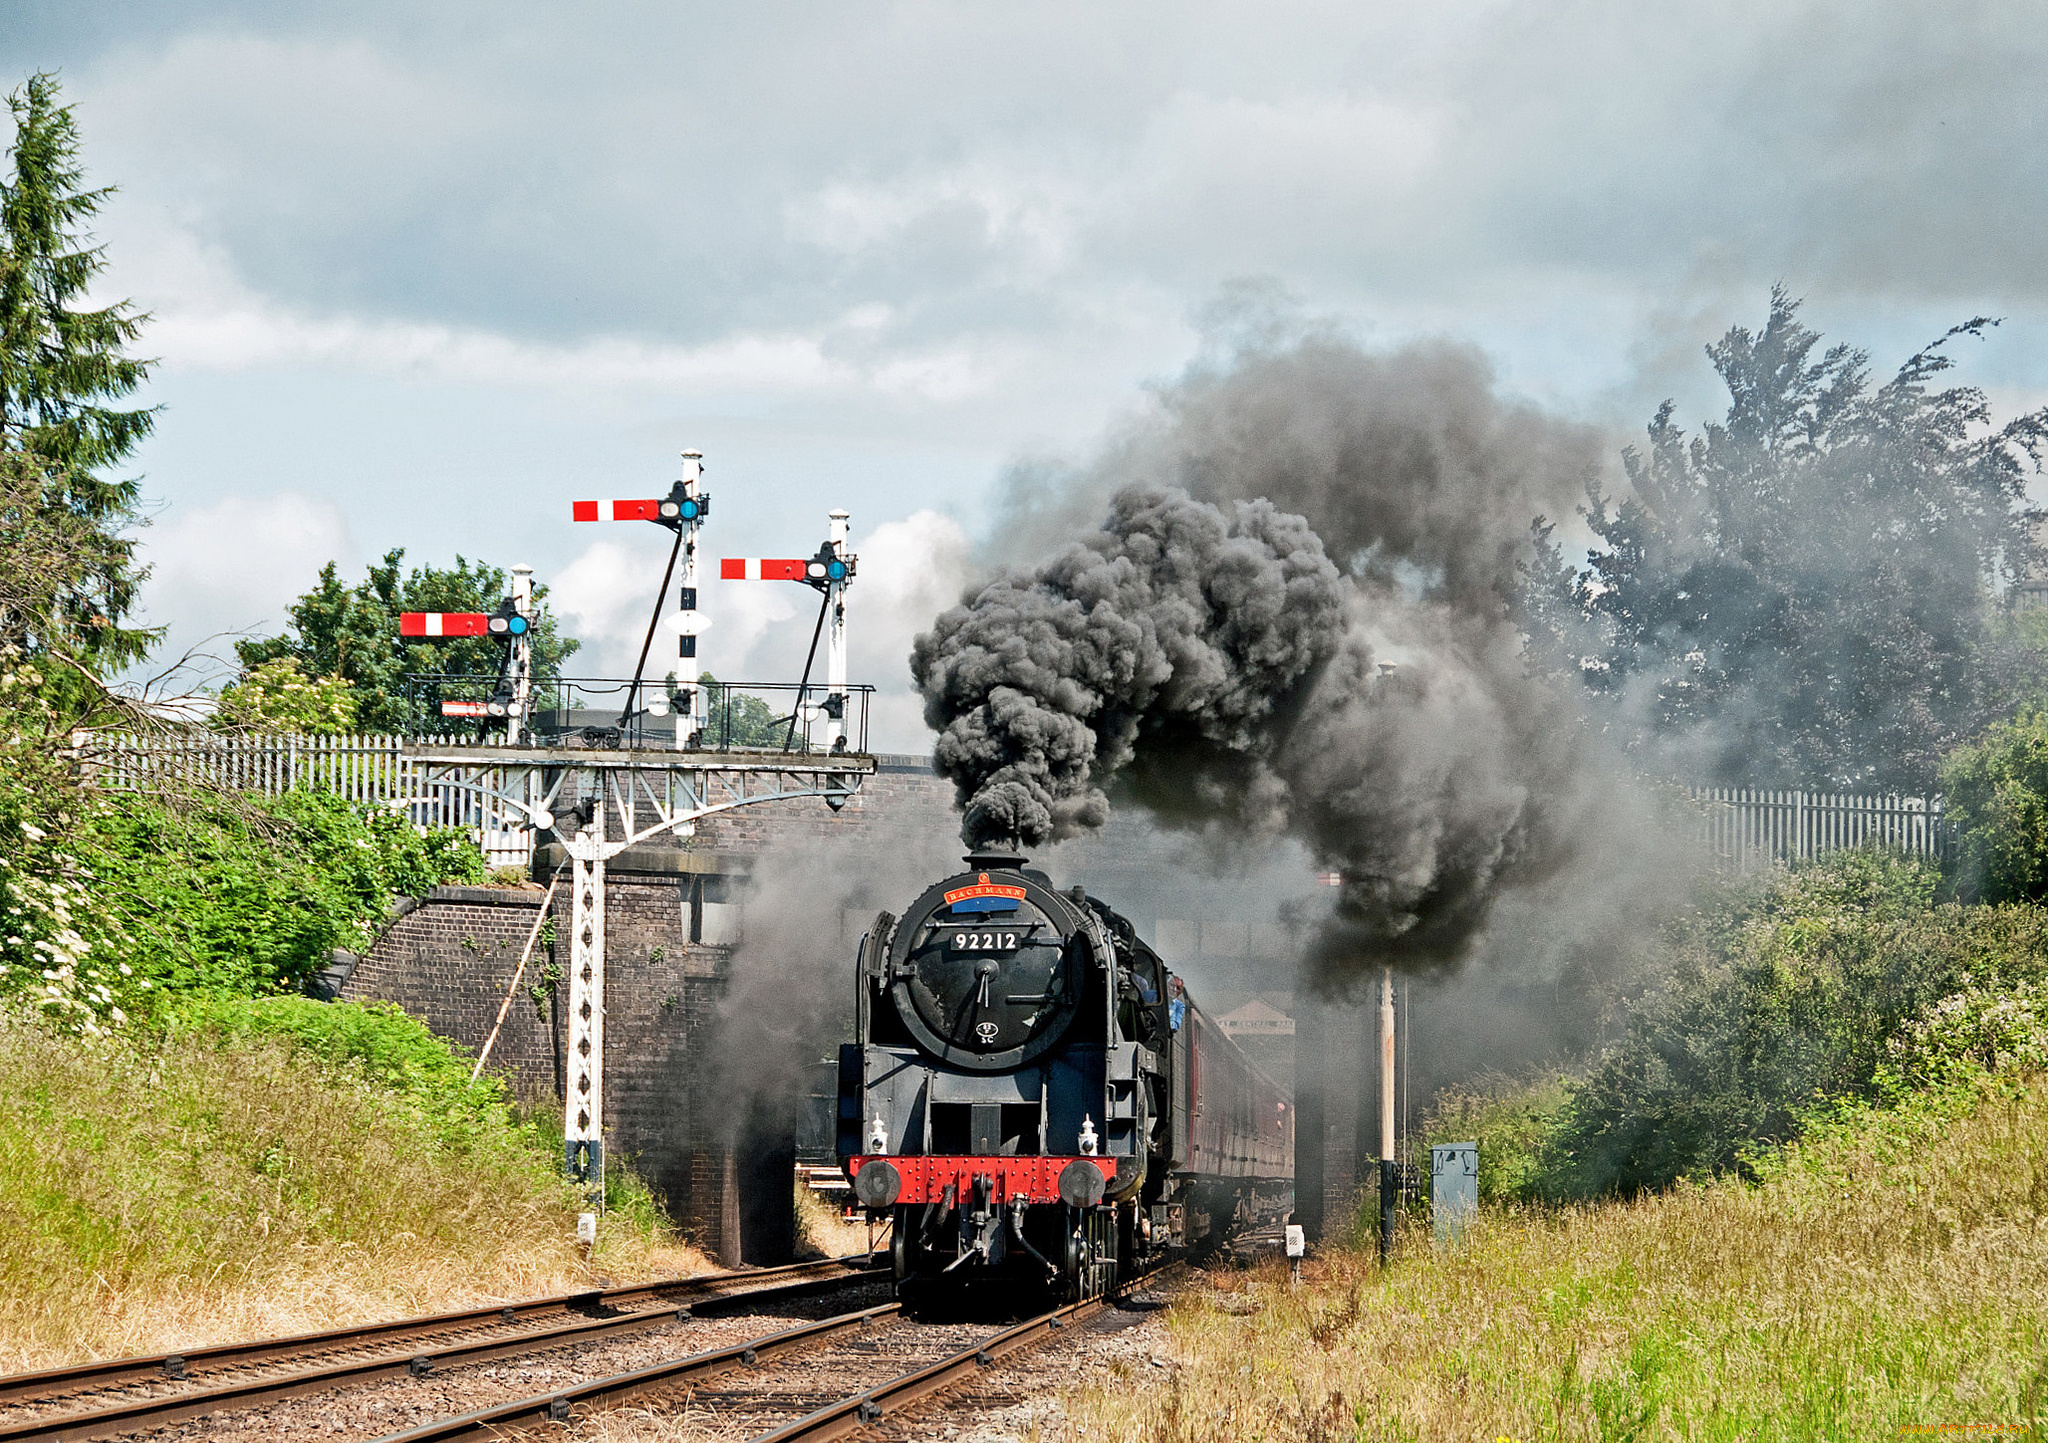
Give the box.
[0,1256,876,1442]
[750,1293,1107,1443]
[376,1271,1158,1443]
[372,1303,904,1442]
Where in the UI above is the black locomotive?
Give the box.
[837,851,1292,1301]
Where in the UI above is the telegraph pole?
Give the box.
[1379,963,1396,1264]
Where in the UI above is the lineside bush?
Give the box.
[1531,850,2048,1197]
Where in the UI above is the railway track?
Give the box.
[0,1253,879,1442]
[377,1262,1175,1443]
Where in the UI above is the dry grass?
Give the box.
[1054,1078,2048,1441]
[794,1181,877,1260]
[0,1012,708,1371]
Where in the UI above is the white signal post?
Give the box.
[825,509,851,752]
[675,451,705,749]
[398,452,882,1251]
[721,511,858,751]
[506,564,535,744]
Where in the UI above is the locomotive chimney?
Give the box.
[963,849,1029,872]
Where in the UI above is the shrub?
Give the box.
[212,658,359,734]
[2,788,486,1027]
[1419,1072,1571,1206]
[1880,977,2048,1092]
[1540,849,2048,1197]
[167,995,513,1151]
[1943,708,2048,903]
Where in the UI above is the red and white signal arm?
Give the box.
[572,499,663,522]
[440,699,491,717]
[720,558,810,581]
[399,612,490,638]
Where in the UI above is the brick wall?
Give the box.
[1293,1002,1368,1242]
[687,756,958,852]
[340,873,759,1259]
[340,886,558,1100]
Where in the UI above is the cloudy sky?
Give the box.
[7,0,2046,747]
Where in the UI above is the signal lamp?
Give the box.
[656,482,707,525]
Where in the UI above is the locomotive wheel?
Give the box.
[891,1208,914,1285]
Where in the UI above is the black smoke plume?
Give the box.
[914,331,1617,985]
[912,484,1346,851]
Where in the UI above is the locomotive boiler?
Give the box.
[837,851,1292,1301]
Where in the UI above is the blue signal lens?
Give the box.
[679,500,700,519]
[507,616,530,635]
[827,560,847,579]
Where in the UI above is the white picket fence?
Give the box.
[87,731,536,870]
[81,732,1954,876]
[1686,786,1949,869]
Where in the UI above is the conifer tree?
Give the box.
[0,72,157,673]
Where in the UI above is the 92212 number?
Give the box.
[952,931,1019,951]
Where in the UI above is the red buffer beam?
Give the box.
[399,612,490,638]
[720,558,809,581]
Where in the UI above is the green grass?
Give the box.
[1056,1074,2048,1441]
[0,1003,703,1370]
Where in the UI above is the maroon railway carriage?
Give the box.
[837,851,1292,1301]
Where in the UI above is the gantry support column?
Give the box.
[564,803,606,1200]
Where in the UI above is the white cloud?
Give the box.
[839,510,974,752]
[110,212,996,402]
[131,491,355,676]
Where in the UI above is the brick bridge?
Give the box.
[335,754,1334,1261]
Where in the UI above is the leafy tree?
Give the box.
[212,657,359,735]
[237,551,577,733]
[1532,290,2047,791]
[694,671,791,748]
[0,73,157,677]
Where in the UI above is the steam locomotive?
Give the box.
[837,851,1292,1302]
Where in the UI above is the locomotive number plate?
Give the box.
[951,930,1020,951]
